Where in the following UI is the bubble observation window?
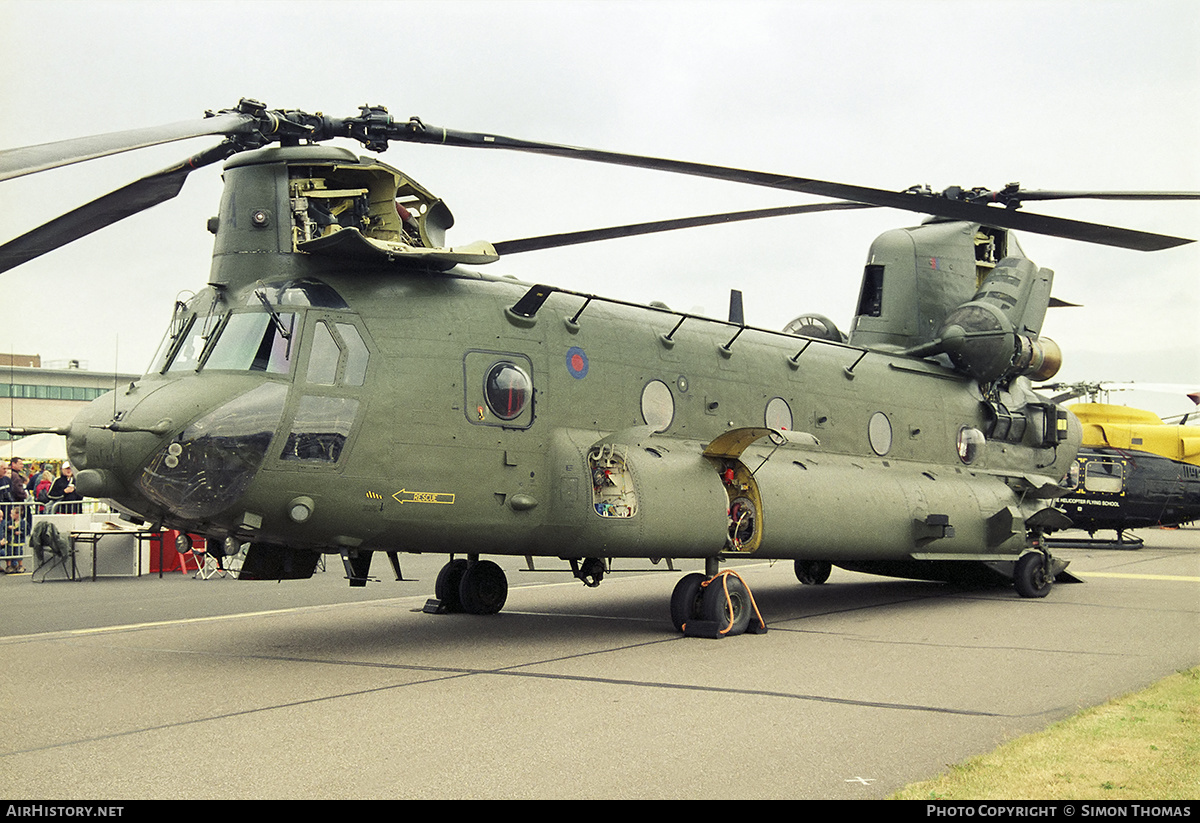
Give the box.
[484,361,532,421]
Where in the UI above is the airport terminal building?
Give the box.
[2,354,141,437]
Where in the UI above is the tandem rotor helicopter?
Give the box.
[3,99,1199,637]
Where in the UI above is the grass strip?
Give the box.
[892,666,1200,800]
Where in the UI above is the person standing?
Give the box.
[30,467,53,507]
[48,462,84,515]
[1,459,28,572]
[0,463,10,572]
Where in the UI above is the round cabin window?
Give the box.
[765,397,793,431]
[957,426,986,465]
[868,411,893,456]
[640,380,675,432]
[484,362,532,420]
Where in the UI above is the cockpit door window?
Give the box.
[272,314,372,468]
[1082,459,1125,494]
[280,396,360,463]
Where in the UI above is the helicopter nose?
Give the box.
[133,382,288,520]
[69,378,288,522]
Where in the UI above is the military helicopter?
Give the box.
[1038,386,1200,546]
[3,100,1198,636]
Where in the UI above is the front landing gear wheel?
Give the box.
[794,559,832,585]
[459,560,508,615]
[1014,552,1053,598]
[670,573,706,632]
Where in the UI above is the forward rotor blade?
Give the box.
[398,122,1196,251]
[0,112,252,182]
[492,201,874,255]
[0,142,235,274]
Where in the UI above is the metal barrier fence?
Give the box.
[2,502,245,581]
[2,499,109,573]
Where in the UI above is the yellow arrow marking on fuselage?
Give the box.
[393,489,456,505]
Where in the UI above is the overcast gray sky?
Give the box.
[3,0,1198,415]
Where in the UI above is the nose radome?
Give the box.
[65,402,169,501]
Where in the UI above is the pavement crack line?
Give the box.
[2,639,1028,759]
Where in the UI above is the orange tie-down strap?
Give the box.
[684,569,768,638]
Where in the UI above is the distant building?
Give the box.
[1,354,140,438]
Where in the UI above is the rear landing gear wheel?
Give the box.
[1014,552,1053,598]
[701,574,753,636]
[435,559,468,612]
[670,573,706,632]
[459,559,508,615]
[794,560,832,585]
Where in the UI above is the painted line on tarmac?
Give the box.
[0,600,418,644]
[1075,571,1200,583]
[0,560,733,642]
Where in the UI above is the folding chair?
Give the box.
[195,537,234,579]
[30,520,76,582]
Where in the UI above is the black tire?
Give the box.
[701,575,753,636]
[1014,552,1052,598]
[459,560,508,615]
[435,559,468,612]
[670,572,706,632]
[794,559,832,585]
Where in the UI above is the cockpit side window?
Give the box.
[305,320,369,386]
[204,312,295,374]
[338,323,368,387]
[306,321,340,385]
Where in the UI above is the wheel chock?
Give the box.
[682,615,768,638]
[423,598,449,614]
[682,620,725,639]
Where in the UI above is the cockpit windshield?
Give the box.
[204,311,295,374]
[147,295,207,376]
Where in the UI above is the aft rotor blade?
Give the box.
[492,201,874,255]
[0,112,252,182]
[0,142,235,274]
[398,122,1196,251]
[1008,190,1200,203]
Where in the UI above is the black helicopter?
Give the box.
[3,100,1198,636]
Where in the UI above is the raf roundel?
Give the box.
[566,346,589,380]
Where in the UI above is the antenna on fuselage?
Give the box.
[728,290,744,325]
